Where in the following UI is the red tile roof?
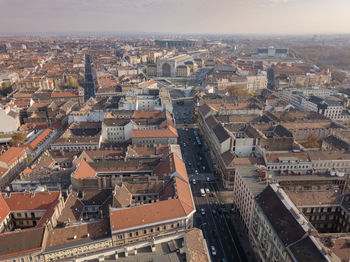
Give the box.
[0,194,10,224]
[0,167,8,177]
[110,153,195,232]
[32,102,51,108]
[27,128,53,151]
[133,110,162,119]
[72,159,96,180]
[1,191,61,227]
[131,128,178,139]
[0,147,26,166]
[2,191,60,212]
[110,198,188,233]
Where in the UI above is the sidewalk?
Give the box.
[230,212,258,262]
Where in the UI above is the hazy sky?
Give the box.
[0,0,349,34]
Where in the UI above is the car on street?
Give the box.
[212,229,218,238]
[205,188,210,194]
[212,208,217,215]
[200,208,205,215]
[192,179,196,185]
[216,206,222,214]
[206,177,210,182]
[210,246,216,256]
[195,169,199,175]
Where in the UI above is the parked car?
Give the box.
[192,179,196,185]
[201,208,205,215]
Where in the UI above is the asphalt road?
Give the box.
[173,99,248,262]
[84,54,95,100]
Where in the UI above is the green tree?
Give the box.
[226,85,248,97]
[9,132,27,147]
[0,82,13,97]
[27,155,34,164]
[1,82,8,89]
[301,134,320,148]
[331,70,346,85]
[69,77,78,88]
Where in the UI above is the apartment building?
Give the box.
[131,126,178,145]
[101,118,132,143]
[250,184,329,262]
[25,128,58,159]
[0,147,27,190]
[51,122,101,151]
[233,165,267,232]
[0,191,64,261]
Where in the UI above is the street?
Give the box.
[172,97,247,262]
[84,54,95,100]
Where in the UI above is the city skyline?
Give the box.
[0,0,350,34]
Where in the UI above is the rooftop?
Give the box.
[286,190,343,207]
[308,150,350,161]
[0,147,26,167]
[256,185,306,246]
[236,165,267,197]
[288,236,328,262]
[131,127,178,139]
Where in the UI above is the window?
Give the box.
[118,234,123,240]
[157,227,160,231]
[163,225,166,230]
[135,231,139,236]
[129,233,132,237]
[143,229,147,234]
[150,228,154,233]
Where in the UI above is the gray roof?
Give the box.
[212,123,230,143]
[236,165,267,197]
[256,185,306,246]
[199,103,212,118]
[288,236,327,262]
[204,115,218,129]
[274,125,293,138]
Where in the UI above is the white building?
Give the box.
[101,118,133,143]
[246,75,268,93]
[233,166,267,232]
[0,72,19,85]
[0,108,20,134]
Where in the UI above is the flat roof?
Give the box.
[236,165,267,197]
